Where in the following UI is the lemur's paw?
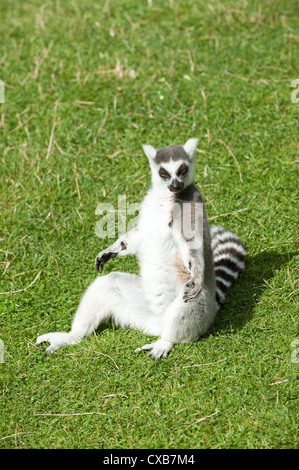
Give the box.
[35,332,73,356]
[95,250,117,271]
[183,278,202,302]
[134,339,172,361]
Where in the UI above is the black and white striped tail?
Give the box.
[210,225,246,310]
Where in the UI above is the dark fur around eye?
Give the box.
[159,168,170,179]
[177,164,188,176]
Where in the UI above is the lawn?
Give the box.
[0,0,298,449]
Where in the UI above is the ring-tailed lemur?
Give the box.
[36,138,246,360]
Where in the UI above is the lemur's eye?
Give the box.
[159,168,170,179]
[177,164,188,176]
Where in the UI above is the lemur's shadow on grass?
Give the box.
[208,249,296,335]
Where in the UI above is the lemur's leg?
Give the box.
[36,272,161,356]
[135,285,215,361]
[95,227,139,271]
[134,294,186,360]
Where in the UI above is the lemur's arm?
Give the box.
[172,201,205,302]
[183,249,203,302]
[95,227,140,271]
[175,238,204,302]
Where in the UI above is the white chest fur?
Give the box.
[137,188,180,314]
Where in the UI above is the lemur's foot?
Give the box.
[35,332,78,356]
[183,278,202,302]
[95,251,117,271]
[134,339,172,361]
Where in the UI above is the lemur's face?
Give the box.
[157,159,192,192]
[142,138,198,193]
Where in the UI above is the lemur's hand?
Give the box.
[95,240,128,271]
[183,277,202,302]
[95,250,117,271]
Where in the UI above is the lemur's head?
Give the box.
[142,138,198,193]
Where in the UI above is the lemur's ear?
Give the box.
[183,138,198,160]
[142,144,156,161]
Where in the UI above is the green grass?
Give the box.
[0,0,298,449]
